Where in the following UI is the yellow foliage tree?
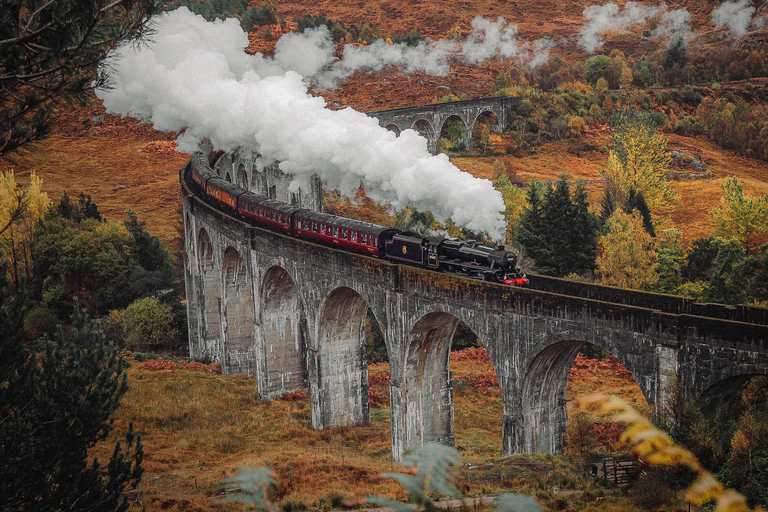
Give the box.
[0,170,51,288]
[494,175,528,244]
[595,209,658,289]
[710,176,768,252]
[620,66,633,89]
[601,114,679,218]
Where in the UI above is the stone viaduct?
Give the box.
[368,96,521,153]
[181,149,768,461]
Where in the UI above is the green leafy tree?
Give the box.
[705,238,755,305]
[0,297,143,510]
[684,236,718,283]
[585,55,612,86]
[1,0,161,155]
[122,296,178,350]
[653,229,684,293]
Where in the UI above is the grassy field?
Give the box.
[89,348,659,512]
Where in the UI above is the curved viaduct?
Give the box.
[368,96,520,153]
[181,155,768,462]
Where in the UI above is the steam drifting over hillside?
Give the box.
[579,1,692,53]
[96,8,507,239]
[278,16,553,89]
[712,0,757,37]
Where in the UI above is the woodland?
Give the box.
[2,0,768,511]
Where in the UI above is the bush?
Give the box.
[23,306,59,339]
[681,85,703,106]
[122,297,178,351]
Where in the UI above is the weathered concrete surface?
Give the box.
[181,160,768,462]
[368,96,520,154]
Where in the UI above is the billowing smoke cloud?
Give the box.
[312,16,553,88]
[96,8,507,239]
[712,0,756,37]
[579,2,692,53]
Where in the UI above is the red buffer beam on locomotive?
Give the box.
[182,156,528,286]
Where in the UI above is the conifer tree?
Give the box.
[1,0,161,155]
[569,183,598,275]
[626,188,655,237]
[0,297,143,510]
[517,181,547,264]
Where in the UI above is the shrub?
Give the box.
[681,85,703,106]
[122,297,178,351]
[23,306,59,339]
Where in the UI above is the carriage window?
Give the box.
[333,227,339,237]
[304,219,310,229]
[341,228,347,239]
[313,222,318,232]
[351,231,357,242]
[372,236,377,246]
[361,233,367,244]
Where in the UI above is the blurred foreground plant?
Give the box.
[218,443,543,511]
[577,393,766,512]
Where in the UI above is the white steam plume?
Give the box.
[96,8,507,239]
[313,16,552,88]
[712,0,756,37]
[579,2,692,53]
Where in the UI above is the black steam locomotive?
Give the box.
[184,152,528,286]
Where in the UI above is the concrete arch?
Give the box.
[198,228,221,359]
[401,312,461,450]
[385,124,401,136]
[519,338,650,454]
[470,111,499,152]
[260,265,308,397]
[439,115,469,150]
[697,368,768,418]
[312,286,371,429]
[222,247,255,374]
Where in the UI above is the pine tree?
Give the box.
[516,181,547,265]
[517,177,598,277]
[0,297,143,510]
[540,176,573,275]
[626,188,655,237]
[569,183,598,275]
[1,0,161,155]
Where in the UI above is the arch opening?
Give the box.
[402,314,500,459]
[521,341,650,456]
[198,229,221,359]
[699,373,768,420]
[471,111,499,154]
[439,115,468,153]
[222,247,255,374]
[385,124,401,136]
[261,266,308,397]
[315,287,372,428]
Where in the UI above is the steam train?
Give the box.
[183,152,528,286]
